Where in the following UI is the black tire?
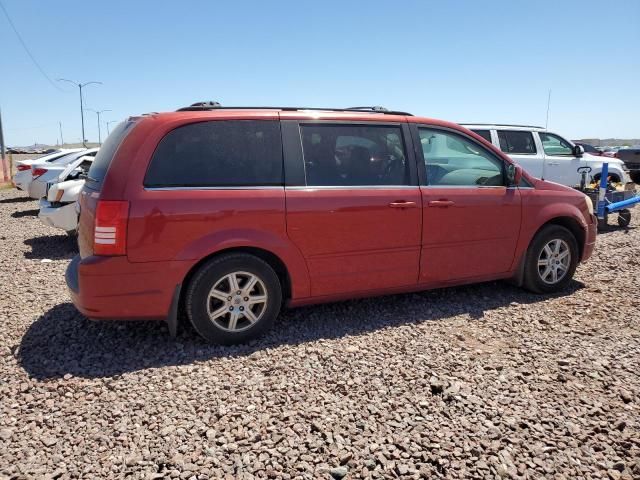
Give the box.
[630,171,640,184]
[593,173,621,184]
[523,225,579,294]
[185,253,282,345]
[597,215,608,231]
[618,209,631,228]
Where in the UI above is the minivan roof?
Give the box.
[140,108,464,132]
[176,102,414,116]
[460,124,547,131]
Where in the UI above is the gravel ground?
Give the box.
[0,188,639,480]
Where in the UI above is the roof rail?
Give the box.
[460,123,545,129]
[176,102,412,116]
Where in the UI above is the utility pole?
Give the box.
[88,109,111,145]
[59,121,64,146]
[57,79,102,147]
[0,107,8,182]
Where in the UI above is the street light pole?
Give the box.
[57,79,102,147]
[106,120,118,136]
[0,107,8,182]
[87,109,111,145]
[58,121,64,146]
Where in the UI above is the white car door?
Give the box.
[538,132,583,186]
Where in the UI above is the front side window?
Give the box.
[539,132,573,156]
[497,130,537,154]
[419,128,504,186]
[144,120,282,187]
[300,124,409,186]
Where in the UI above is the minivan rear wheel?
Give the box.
[185,253,282,344]
[523,225,579,294]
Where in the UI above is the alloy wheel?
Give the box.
[537,239,571,285]
[207,271,268,332]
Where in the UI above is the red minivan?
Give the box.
[66,104,597,344]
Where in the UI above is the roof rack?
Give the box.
[177,102,412,116]
[459,123,545,129]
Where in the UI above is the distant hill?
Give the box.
[7,143,100,154]
[575,139,640,147]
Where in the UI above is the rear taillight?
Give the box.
[32,167,47,178]
[17,165,31,171]
[94,200,129,256]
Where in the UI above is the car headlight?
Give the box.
[584,194,594,215]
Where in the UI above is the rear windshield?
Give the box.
[45,151,73,162]
[51,152,81,164]
[86,121,135,189]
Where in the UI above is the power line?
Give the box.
[0,0,64,92]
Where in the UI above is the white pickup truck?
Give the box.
[461,124,630,187]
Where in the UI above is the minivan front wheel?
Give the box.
[523,225,579,294]
[185,253,282,344]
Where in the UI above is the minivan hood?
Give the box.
[532,178,578,193]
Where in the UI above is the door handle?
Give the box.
[548,162,560,166]
[428,200,455,208]
[389,201,417,208]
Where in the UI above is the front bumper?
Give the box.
[582,214,597,262]
[38,199,78,232]
[66,254,189,321]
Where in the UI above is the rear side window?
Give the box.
[497,130,537,154]
[87,121,135,189]
[472,129,492,143]
[144,120,282,187]
[300,124,409,186]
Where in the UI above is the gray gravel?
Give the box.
[1,188,639,479]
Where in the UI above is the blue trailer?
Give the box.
[591,163,640,229]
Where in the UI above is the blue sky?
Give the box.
[1,0,638,146]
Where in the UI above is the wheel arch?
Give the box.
[539,216,585,259]
[168,246,296,338]
[181,246,293,305]
[591,166,623,183]
[511,215,586,287]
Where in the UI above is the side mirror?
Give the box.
[507,163,523,186]
[573,145,585,157]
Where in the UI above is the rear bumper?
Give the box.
[66,254,189,320]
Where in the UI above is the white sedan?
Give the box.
[38,178,85,234]
[28,148,98,199]
[13,149,83,191]
[38,153,96,233]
